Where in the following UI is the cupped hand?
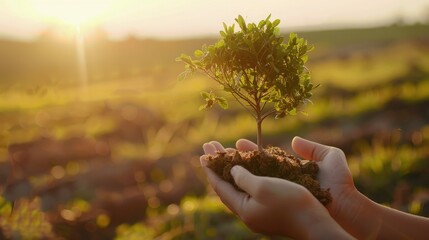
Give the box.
[200,139,348,239]
[290,137,357,219]
[234,137,357,220]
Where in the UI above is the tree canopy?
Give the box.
[177,15,317,150]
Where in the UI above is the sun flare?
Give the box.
[28,0,116,27]
[25,0,116,91]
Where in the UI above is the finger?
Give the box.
[230,165,266,202]
[209,141,226,152]
[201,163,248,215]
[225,148,236,154]
[291,136,331,162]
[231,165,306,207]
[203,143,217,155]
[200,155,209,167]
[236,139,257,151]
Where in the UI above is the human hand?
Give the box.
[200,140,354,239]
[291,137,429,239]
[232,137,358,225]
[290,137,357,222]
[234,136,360,236]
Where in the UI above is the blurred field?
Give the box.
[0,23,429,239]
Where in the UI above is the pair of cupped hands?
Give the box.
[200,137,356,239]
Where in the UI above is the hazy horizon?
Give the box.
[0,0,428,41]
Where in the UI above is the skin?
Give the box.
[200,137,354,239]
[200,136,429,239]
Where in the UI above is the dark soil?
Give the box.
[206,146,332,205]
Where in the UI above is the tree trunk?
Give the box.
[257,119,263,151]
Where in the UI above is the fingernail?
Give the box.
[200,156,208,166]
[293,136,302,141]
[203,143,216,155]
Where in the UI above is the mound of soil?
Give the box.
[206,146,332,205]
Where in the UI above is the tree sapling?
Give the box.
[177,15,331,205]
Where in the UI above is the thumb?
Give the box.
[231,165,267,201]
[231,165,300,206]
[292,136,331,162]
[236,139,257,151]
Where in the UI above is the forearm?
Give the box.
[335,189,429,239]
[306,216,356,240]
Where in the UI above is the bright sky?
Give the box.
[0,0,428,40]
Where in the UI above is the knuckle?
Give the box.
[331,147,346,158]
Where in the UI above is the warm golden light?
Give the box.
[25,1,107,92]
[28,0,116,27]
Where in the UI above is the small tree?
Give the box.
[177,15,317,151]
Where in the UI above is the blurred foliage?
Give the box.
[115,196,279,240]
[0,197,57,239]
[0,23,429,239]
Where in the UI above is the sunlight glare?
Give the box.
[27,1,104,94]
[75,25,88,93]
[28,0,116,27]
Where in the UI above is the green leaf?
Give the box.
[272,19,280,27]
[178,54,193,65]
[201,91,211,100]
[273,27,280,36]
[236,15,246,30]
[216,97,229,109]
[223,22,228,32]
[199,98,215,111]
[177,14,316,134]
[288,108,297,115]
[301,55,308,63]
[194,50,204,57]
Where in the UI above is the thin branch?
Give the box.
[259,86,275,112]
[259,75,277,99]
[226,82,257,110]
[231,92,257,119]
[241,67,252,87]
[254,89,260,117]
[212,67,258,110]
[203,70,223,85]
[203,69,257,119]
[260,109,276,121]
[218,64,257,109]
[224,81,258,115]
[261,101,267,112]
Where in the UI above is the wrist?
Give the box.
[302,206,355,240]
[291,197,353,240]
[327,185,362,221]
[331,188,375,238]
[309,217,355,240]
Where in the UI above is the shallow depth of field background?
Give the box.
[1,1,429,239]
